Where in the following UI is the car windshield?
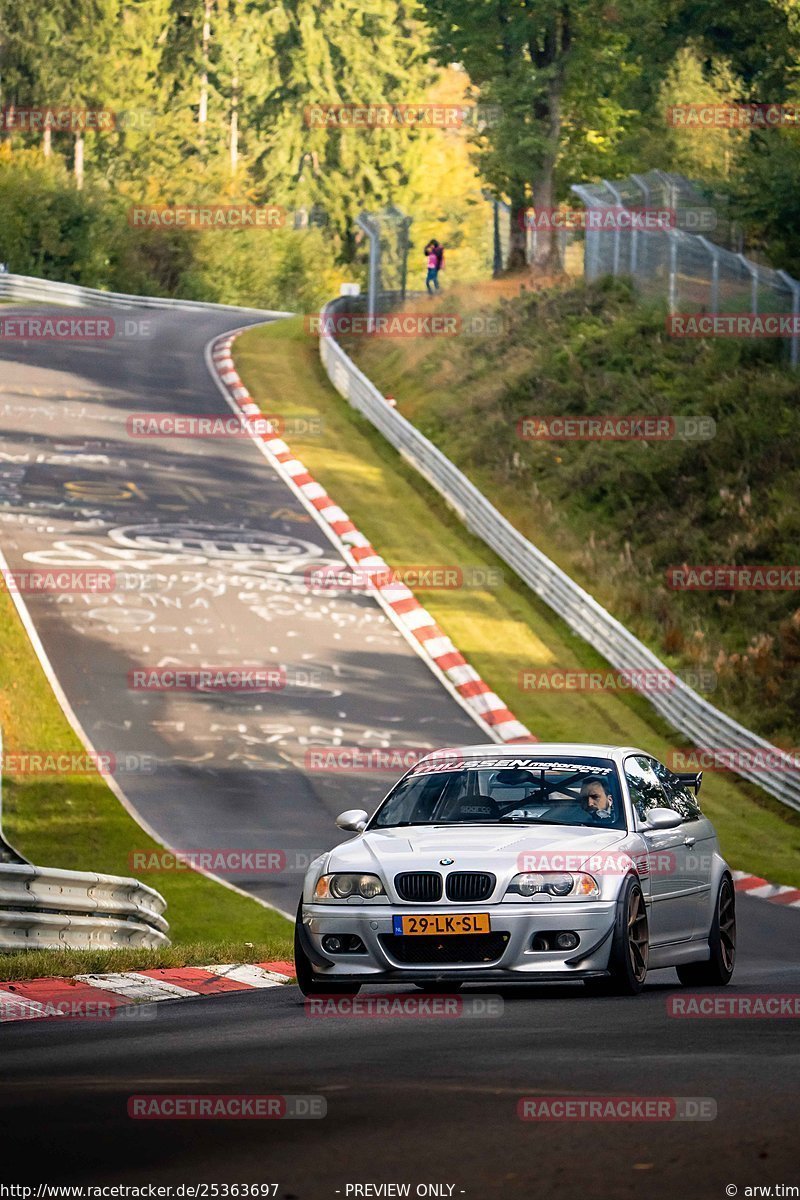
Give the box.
[371,755,625,831]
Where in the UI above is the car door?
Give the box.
[623,755,698,945]
[650,758,716,938]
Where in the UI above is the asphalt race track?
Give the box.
[0,304,798,1197]
[0,304,481,911]
[1,897,798,1195]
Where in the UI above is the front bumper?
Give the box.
[301,901,618,983]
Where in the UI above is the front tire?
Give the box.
[293,903,362,997]
[676,875,736,987]
[586,876,649,996]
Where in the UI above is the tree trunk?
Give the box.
[43,125,52,156]
[74,132,84,189]
[199,0,213,131]
[527,5,569,272]
[506,186,528,270]
[530,89,564,269]
[229,69,239,174]
[531,170,557,269]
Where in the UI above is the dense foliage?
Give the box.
[1,0,799,293]
[350,278,800,744]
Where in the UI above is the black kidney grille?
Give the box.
[445,872,496,902]
[379,932,510,965]
[394,872,443,902]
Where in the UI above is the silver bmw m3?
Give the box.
[294,743,737,996]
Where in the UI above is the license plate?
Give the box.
[393,913,491,936]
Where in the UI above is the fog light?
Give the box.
[530,934,550,952]
[321,934,366,954]
[555,932,579,950]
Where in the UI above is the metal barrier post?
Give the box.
[668,232,679,313]
[778,270,800,369]
[356,213,379,326]
[630,173,651,278]
[602,179,624,276]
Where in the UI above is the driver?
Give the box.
[580,777,615,822]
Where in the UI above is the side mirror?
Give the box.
[335,808,368,833]
[646,807,682,831]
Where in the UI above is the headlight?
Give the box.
[313,873,386,901]
[505,872,600,899]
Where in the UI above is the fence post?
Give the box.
[668,232,679,313]
[630,173,651,278]
[778,270,800,369]
[602,179,623,277]
[698,236,720,313]
[356,213,379,326]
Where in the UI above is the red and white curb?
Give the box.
[732,870,800,908]
[0,960,296,1023]
[207,332,531,746]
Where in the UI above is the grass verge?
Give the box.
[0,586,293,948]
[0,941,293,983]
[234,316,800,887]
[346,278,800,746]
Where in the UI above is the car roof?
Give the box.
[416,743,646,763]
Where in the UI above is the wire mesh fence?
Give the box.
[570,169,800,368]
[356,206,413,319]
[487,196,577,275]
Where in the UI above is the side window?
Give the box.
[651,759,702,820]
[624,756,668,822]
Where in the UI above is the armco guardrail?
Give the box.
[0,863,169,952]
[0,272,293,320]
[0,727,168,952]
[318,295,800,813]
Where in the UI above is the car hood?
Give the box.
[326,824,628,875]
